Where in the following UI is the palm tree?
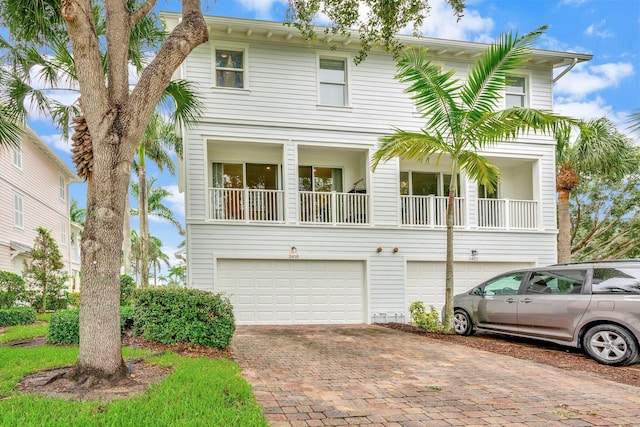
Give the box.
[69,199,86,226]
[130,177,183,286]
[628,109,640,134]
[168,264,186,286]
[372,26,573,332]
[555,118,639,263]
[148,236,170,286]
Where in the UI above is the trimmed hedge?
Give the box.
[0,306,37,326]
[133,288,235,348]
[47,306,135,345]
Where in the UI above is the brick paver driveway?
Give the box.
[232,325,640,427]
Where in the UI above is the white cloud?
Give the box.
[40,133,72,155]
[413,0,494,42]
[236,0,287,19]
[584,20,613,38]
[163,184,185,219]
[554,62,635,100]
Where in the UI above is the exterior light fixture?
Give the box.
[470,249,478,261]
[376,247,383,253]
[289,246,299,259]
[392,247,399,253]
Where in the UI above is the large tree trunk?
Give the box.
[62,0,208,381]
[557,188,572,263]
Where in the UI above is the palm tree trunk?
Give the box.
[122,195,131,276]
[443,174,457,334]
[557,188,572,263]
[139,146,149,287]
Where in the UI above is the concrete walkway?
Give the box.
[232,325,640,427]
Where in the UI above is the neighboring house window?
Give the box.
[478,183,499,199]
[12,143,22,169]
[59,175,66,200]
[505,76,526,107]
[400,171,460,196]
[318,57,347,106]
[215,49,245,88]
[298,166,343,192]
[60,218,67,246]
[13,192,23,228]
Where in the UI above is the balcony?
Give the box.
[477,199,537,230]
[299,191,369,225]
[401,195,465,227]
[209,188,284,222]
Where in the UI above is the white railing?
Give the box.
[299,191,369,225]
[478,199,537,230]
[400,195,465,227]
[209,188,284,222]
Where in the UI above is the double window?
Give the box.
[214,48,246,89]
[319,57,347,106]
[478,183,498,199]
[505,76,526,108]
[298,166,343,192]
[212,163,279,190]
[400,171,460,196]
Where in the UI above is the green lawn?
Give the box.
[0,323,48,344]
[0,323,268,427]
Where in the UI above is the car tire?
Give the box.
[453,309,475,336]
[583,324,639,366]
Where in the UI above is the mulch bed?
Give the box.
[380,322,640,388]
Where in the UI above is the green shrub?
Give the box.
[0,306,37,326]
[120,275,136,306]
[47,308,79,344]
[68,292,81,307]
[47,306,136,345]
[133,288,235,348]
[409,301,443,332]
[0,271,26,309]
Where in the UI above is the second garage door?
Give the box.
[216,259,365,325]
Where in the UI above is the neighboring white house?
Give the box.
[165,14,592,325]
[0,125,82,291]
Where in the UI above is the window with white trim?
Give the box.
[59,175,66,200]
[298,166,343,192]
[13,192,23,228]
[60,218,67,246]
[214,49,245,88]
[478,183,499,199]
[319,57,347,106]
[12,144,22,169]
[505,76,526,108]
[400,171,460,196]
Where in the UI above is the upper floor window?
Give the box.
[13,192,23,228]
[60,218,67,246]
[12,144,22,169]
[212,162,280,190]
[319,57,347,106]
[298,166,343,192]
[478,183,499,199]
[215,49,245,89]
[400,171,460,197]
[59,175,66,200]
[505,77,526,108]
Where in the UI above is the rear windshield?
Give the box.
[592,267,640,294]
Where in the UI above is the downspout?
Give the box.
[553,57,579,82]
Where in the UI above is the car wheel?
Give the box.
[583,324,639,366]
[453,309,475,336]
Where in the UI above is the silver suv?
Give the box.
[453,260,640,366]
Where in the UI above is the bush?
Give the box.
[47,308,80,344]
[120,275,136,306]
[68,292,81,307]
[31,292,69,311]
[0,306,37,326]
[0,271,26,309]
[133,288,235,348]
[47,306,136,345]
[409,301,443,332]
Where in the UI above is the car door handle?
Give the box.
[505,298,516,303]
[520,298,533,303]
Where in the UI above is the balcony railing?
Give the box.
[209,188,284,222]
[299,191,369,225]
[477,199,537,230]
[401,195,465,227]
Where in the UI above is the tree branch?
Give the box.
[131,0,157,26]
[106,0,131,105]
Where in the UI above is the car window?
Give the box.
[524,270,585,295]
[482,273,524,296]
[593,267,640,294]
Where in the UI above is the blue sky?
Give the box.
[24,0,640,272]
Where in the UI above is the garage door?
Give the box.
[406,261,534,315]
[216,259,365,325]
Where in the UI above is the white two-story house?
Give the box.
[0,126,82,292]
[166,14,591,325]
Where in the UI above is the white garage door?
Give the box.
[217,259,365,325]
[406,261,534,315]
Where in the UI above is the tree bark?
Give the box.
[62,0,208,381]
[557,188,572,263]
[442,174,457,334]
[139,150,149,287]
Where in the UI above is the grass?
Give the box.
[0,322,268,427]
[0,323,48,344]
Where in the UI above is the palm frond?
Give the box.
[457,151,500,191]
[460,26,547,118]
[160,80,204,128]
[627,109,640,134]
[372,129,453,170]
